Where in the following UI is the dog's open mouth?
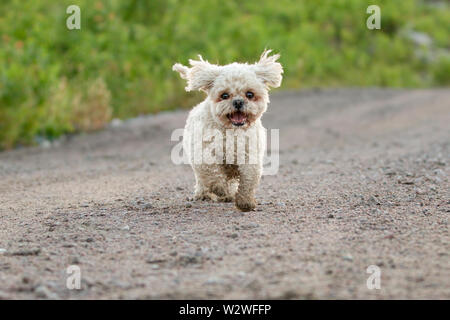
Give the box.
[227,111,248,126]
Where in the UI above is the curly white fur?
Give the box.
[173,50,283,211]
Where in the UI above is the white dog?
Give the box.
[173,50,283,211]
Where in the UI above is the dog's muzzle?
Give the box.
[232,99,244,110]
[227,111,247,126]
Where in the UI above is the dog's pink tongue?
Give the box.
[231,112,246,122]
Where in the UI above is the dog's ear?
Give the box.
[172,56,220,92]
[252,49,283,89]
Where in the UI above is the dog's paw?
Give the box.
[219,195,234,203]
[235,194,256,212]
[195,192,219,202]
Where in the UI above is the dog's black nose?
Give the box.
[232,99,244,110]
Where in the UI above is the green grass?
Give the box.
[0,0,449,149]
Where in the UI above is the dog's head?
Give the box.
[173,50,283,129]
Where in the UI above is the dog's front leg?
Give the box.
[235,164,261,211]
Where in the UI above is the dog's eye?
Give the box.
[220,93,230,100]
[246,91,254,99]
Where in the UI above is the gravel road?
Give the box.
[0,89,449,299]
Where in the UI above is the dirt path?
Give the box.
[0,89,449,299]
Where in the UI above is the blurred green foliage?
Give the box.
[0,0,449,149]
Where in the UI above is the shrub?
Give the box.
[0,0,448,149]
